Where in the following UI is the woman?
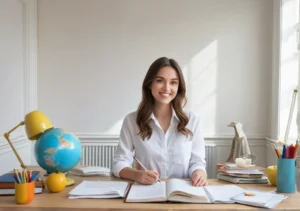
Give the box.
[112,57,207,186]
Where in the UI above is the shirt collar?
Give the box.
[149,106,179,121]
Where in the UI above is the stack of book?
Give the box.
[217,163,268,184]
[0,171,44,195]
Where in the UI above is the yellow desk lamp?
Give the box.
[3,110,53,169]
[4,111,53,169]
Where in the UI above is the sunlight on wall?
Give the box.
[280,0,299,141]
[183,40,218,133]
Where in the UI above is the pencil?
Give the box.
[13,169,21,183]
[134,156,161,183]
[274,148,280,158]
[294,140,299,158]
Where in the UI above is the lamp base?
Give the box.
[66,177,75,186]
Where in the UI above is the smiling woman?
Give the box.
[112,57,207,187]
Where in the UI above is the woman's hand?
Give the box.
[191,169,208,186]
[135,170,159,185]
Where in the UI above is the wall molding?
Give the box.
[0,134,269,153]
[0,136,29,155]
[23,0,38,113]
[76,133,268,147]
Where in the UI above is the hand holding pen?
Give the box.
[134,156,161,184]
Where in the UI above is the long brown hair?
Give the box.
[136,57,192,140]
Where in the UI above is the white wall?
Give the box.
[37,0,274,167]
[0,0,34,175]
[38,0,272,136]
[0,0,37,175]
[0,0,277,174]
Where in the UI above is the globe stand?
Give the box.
[44,172,75,186]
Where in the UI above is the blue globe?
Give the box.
[34,128,82,174]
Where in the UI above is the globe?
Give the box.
[34,128,82,174]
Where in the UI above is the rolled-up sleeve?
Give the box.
[188,115,207,178]
[112,116,134,178]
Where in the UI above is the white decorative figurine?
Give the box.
[226,122,257,163]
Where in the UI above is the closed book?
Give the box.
[218,173,269,184]
[0,187,43,195]
[0,171,43,189]
[223,170,264,178]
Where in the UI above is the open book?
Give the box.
[125,178,245,203]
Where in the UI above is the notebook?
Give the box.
[68,166,111,176]
[223,170,264,178]
[68,180,130,199]
[125,178,245,203]
[231,189,287,209]
[217,173,269,184]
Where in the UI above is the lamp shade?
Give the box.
[24,110,53,140]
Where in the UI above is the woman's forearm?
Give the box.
[119,167,139,181]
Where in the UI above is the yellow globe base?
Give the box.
[66,177,75,186]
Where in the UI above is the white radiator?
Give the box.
[81,144,217,178]
[205,144,217,178]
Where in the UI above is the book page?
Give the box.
[204,185,245,203]
[126,181,166,202]
[166,179,210,203]
[68,180,128,198]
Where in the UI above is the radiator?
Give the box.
[81,144,217,178]
[205,144,217,178]
[81,145,117,169]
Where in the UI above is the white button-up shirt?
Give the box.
[112,109,206,178]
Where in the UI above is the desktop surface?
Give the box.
[0,167,299,211]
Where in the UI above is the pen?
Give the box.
[134,156,161,183]
[282,145,286,159]
[30,173,39,182]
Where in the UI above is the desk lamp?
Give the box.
[3,111,53,169]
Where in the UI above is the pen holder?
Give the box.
[15,182,35,204]
[277,158,295,193]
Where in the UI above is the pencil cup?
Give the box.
[277,158,295,193]
[15,182,35,204]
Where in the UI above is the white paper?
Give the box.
[204,185,245,203]
[68,180,128,198]
[231,189,287,208]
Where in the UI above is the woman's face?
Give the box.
[151,66,179,105]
